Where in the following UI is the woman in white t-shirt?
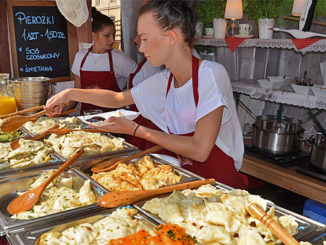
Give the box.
[45,0,245,189]
[70,7,136,115]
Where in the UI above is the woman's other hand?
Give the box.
[89,116,138,136]
[44,89,71,116]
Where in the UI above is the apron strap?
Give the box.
[108,49,114,73]
[192,55,199,106]
[80,48,91,70]
[166,73,173,97]
[129,58,147,89]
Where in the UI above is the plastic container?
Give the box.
[257,76,295,90]
[311,85,326,97]
[303,199,326,225]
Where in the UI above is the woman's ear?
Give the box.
[167,30,178,45]
[91,32,97,40]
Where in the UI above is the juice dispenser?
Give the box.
[0,76,17,115]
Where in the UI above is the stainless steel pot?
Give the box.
[311,132,326,170]
[10,77,51,110]
[253,115,303,154]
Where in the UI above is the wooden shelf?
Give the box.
[241,154,326,204]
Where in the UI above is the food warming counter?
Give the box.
[240,153,326,205]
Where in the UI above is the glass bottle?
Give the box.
[0,75,17,115]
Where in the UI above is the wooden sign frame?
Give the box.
[7,0,78,82]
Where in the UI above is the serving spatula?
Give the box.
[0,108,78,133]
[10,124,59,150]
[98,178,215,208]
[247,203,300,245]
[7,149,84,215]
[91,145,163,173]
[0,109,49,132]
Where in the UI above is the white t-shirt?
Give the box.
[131,60,161,87]
[71,49,137,90]
[131,60,244,169]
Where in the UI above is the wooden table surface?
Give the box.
[240,154,326,204]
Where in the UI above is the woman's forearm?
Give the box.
[67,88,133,108]
[135,107,223,162]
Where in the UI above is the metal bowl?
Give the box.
[10,77,51,110]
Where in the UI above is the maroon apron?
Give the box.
[126,59,175,156]
[79,48,121,115]
[166,56,245,189]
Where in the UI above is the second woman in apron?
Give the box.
[70,7,136,115]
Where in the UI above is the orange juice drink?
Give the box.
[0,96,16,115]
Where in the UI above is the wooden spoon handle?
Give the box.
[82,156,114,170]
[91,145,163,173]
[28,109,48,119]
[120,145,163,164]
[146,178,216,196]
[43,149,84,186]
[247,203,300,245]
[49,108,78,118]
[30,125,59,141]
[0,105,44,119]
[48,128,105,135]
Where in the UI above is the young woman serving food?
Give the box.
[45,0,245,189]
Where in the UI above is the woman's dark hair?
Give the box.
[92,7,115,33]
[139,0,197,45]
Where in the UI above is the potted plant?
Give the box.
[195,0,227,38]
[244,0,282,39]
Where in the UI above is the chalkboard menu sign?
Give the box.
[8,1,77,82]
[13,6,69,78]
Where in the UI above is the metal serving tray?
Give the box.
[0,146,62,179]
[49,134,138,164]
[78,153,200,192]
[0,166,107,236]
[6,208,158,245]
[135,181,325,243]
[21,116,84,138]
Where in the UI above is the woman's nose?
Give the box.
[139,41,145,53]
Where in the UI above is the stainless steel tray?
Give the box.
[6,208,158,245]
[0,148,62,179]
[77,153,200,192]
[135,182,325,244]
[0,166,107,236]
[21,116,84,137]
[0,158,61,179]
[50,134,138,164]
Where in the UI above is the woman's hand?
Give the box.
[89,116,138,135]
[44,89,71,116]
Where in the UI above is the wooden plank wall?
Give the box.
[0,0,11,74]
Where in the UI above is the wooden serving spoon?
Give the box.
[48,108,78,118]
[0,108,77,133]
[0,105,44,119]
[7,149,84,215]
[10,125,59,150]
[0,109,49,133]
[91,145,163,173]
[48,128,106,135]
[247,203,300,245]
[98,178,215,208]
